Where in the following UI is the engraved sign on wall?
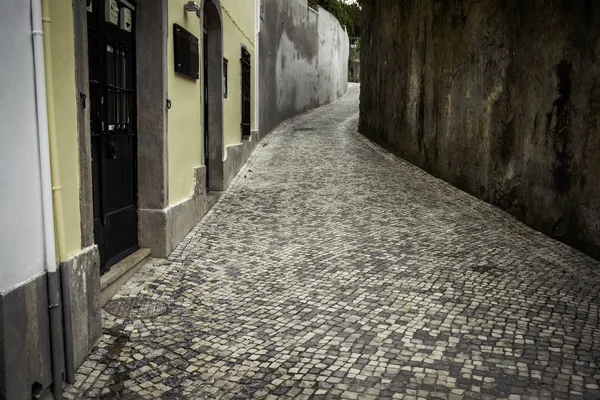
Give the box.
[174,24,200,80]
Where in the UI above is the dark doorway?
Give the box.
[203,30,210,188]
[241,46,251,138]
[88,0,138,273]
[203,0,224,191]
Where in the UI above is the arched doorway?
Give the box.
[202,0,224,191]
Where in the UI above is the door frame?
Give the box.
[76,0,169,262]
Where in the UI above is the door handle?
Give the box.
[108,140,117,159]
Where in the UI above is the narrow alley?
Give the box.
[66,85,600,400]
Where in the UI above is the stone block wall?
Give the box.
[360,0,600,259]
[349,59,360,83]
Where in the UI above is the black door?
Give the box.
[241,47,251,138]
[88,0,138,272]
[203,31,210,188]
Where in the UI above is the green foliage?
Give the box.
[344,3,362,37]
[317,0,362,38]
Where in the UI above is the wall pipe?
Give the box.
[60,264,75,383]
[31,0,64,398]
[40,0,74,385]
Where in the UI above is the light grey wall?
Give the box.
[0,0,46,292]
[317,8,349,106]
[260,0,349,135]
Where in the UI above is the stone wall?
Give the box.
[349,59,360,83]
[360,0,600,259]
[259,0,349,135]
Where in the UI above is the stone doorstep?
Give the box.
[207,190,223,211]
[99,191,220,308]
[100,248,151,307]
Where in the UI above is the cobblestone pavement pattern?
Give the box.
[66,84,600,400]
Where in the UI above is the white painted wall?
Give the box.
[274,2,320,115]
[317,8,349,103]
[262,0,349,133]
[0,0,47,292]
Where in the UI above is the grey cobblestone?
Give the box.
[65,84,600,399]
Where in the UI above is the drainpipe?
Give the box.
[31,0,64,398]
[40,0,74,382]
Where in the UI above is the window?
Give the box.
[223,58,228,98]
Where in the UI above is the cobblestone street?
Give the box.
[66,84,600,400]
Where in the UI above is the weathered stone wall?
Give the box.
[360,0,600,259]
[348,59,360,83]
[260,0,349,135]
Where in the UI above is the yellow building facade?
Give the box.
[36,0,261,390]
[167,0,204,205]
[165,0,260,207]
[43,0,260,271]
[44,0,82,262]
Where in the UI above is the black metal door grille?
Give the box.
[88,0,138,273]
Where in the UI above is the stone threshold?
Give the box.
[207,190,223,211]
[100,248,151,307]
